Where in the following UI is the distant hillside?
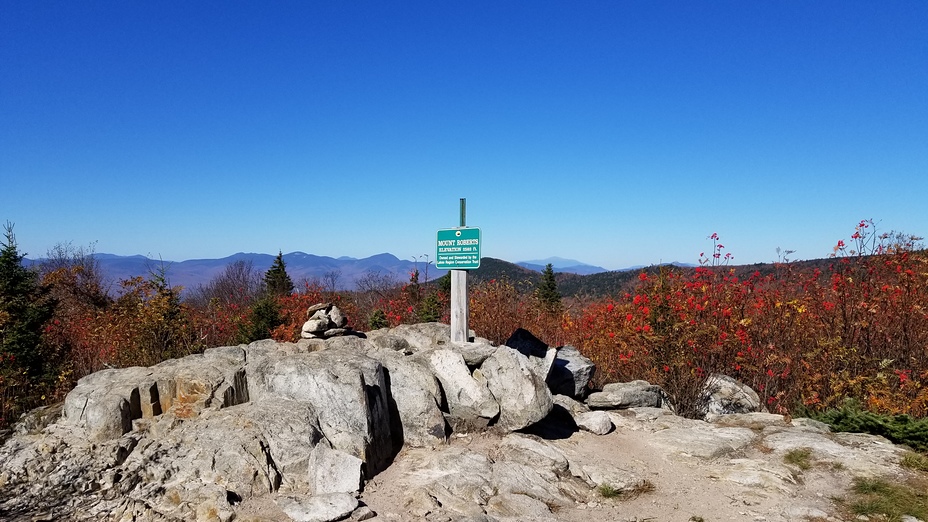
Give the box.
[468,258,650,298]
[471,257,542,285]
[555,269,642,298]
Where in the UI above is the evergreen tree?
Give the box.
[238,296,283,343]
[264,251,294,297]
[416,292,442,323]
[241,251,292,342]
[368,309,388,330]
[436,272,452,295]
[536,263,562,314]
[0,222,55,377]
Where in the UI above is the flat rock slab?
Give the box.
[649,426,757,459]
[708,412,788,429]
[713,458,799,494]
[357,396,922,522]
[368,438,590,520]
[491,460,569,506]
[385,323,457,353]
[763,430,906,476]
[276,493,359,522]
[586,380,662,409]
[499,434,571,474]
[486,492,559,522]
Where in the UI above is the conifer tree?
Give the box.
[0,222,55,377]
[264,251,294,297]
[536,263,562,314]
[436,272,451,295]
[240,251,291,343]
[238,297,282,343]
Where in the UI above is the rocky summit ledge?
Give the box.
[0,323,922,522]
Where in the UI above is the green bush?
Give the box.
[416,292,442,323]
[812,399,928,452]
[368,309,388,330]
[238,297,282,343]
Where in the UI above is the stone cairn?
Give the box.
[300,302,356,339]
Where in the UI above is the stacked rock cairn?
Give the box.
[300,302,356,338]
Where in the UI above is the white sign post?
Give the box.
[436,199,480,343]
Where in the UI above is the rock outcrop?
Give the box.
[0,323,558,521]
[0,323,924,522]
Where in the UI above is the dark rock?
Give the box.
[504,328,550,359]
[546,345,596,399]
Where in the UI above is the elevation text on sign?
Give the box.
[436,228,481,270]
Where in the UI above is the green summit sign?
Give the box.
[436,227,481,270]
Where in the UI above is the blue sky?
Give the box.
[2,2,926,270]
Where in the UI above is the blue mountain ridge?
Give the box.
[25,252,662,293]
[517,257,609,276]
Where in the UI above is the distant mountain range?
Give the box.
[24,252,697,294]
[516,257,609,275]
[25,251,849,300]
[24,252,440,293]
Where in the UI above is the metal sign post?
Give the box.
[436,198,479,343]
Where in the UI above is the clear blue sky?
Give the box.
[3,2,926,270]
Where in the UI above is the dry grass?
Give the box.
[901,451,928,472]
[837,476,928,522]
[784,447,813,471]
[599,479,656,500]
